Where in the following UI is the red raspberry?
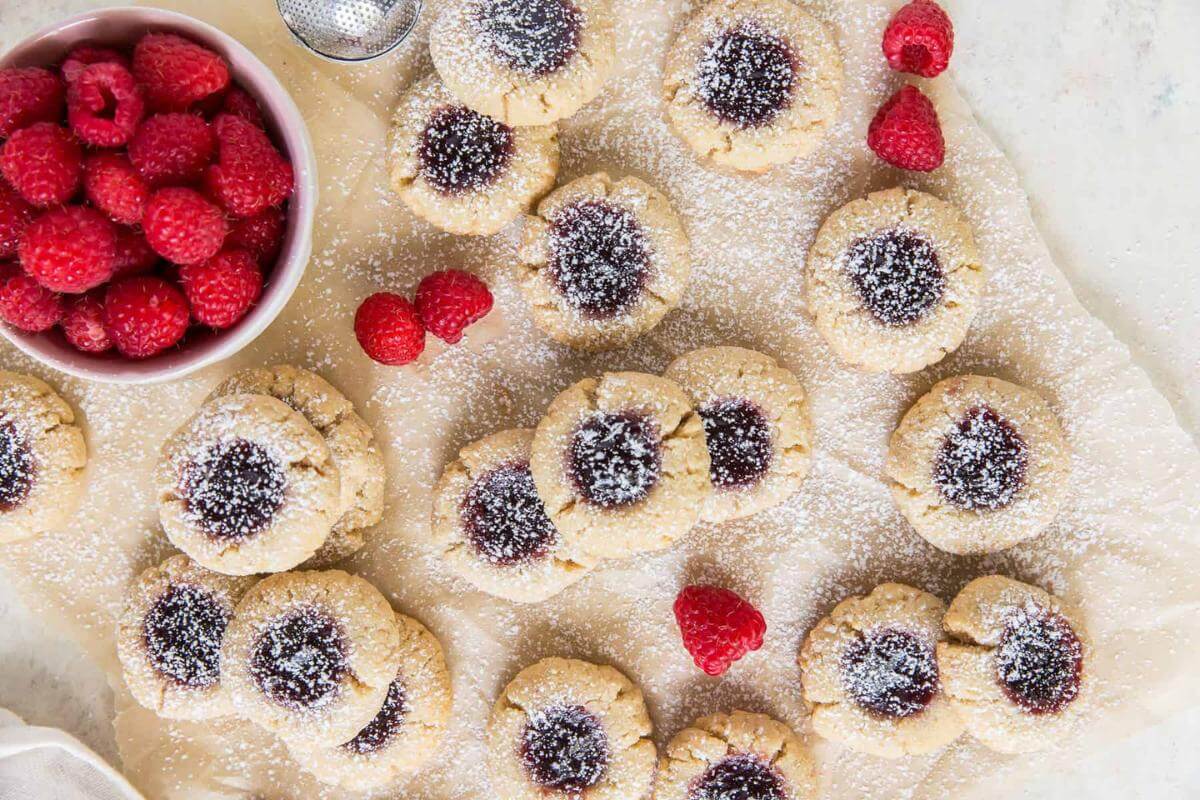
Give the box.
[179,248,262,329]
[354,292,425,366]
[131,33,230,111]
[127,112,215,187]
[102,276,190,358]
[226,206,285,264]
[883,0,954,78]
[142,187,227,265]
[83,152,150,226]
[61,291,112,353]
[60,45,128,84]
[220,87,265,128]
[414,269,493,344]
[19,206,116,293]
[0,123,82,207]
[0,262,63,332]
[0,68,64,138]
[112,228,159,277]
[206,114,293,217]
[673,585,767,676]
[0,183,36,259]
[66,62,145,147]
[867,85,945,172]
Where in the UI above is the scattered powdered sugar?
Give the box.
[143,584,227,689]
[475,0,583,78]
[844,229,946,326]
[839,628,939,718]
[0,418,33,512]
[181,438,287,541]
[519,704,610,792]
[699,397,774,489]
[693,753,786,800]
[461,461,558,565]
[995,601,1083,715]
[418,105,515,194]
[342,677,410,754]
[935,405,1029,511]
[549,199,652,318]
[695,22,797,128]
[569,411,663,507]
[249,607,349,711]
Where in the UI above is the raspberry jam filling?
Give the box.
[0,421,34,512]
[143,584,227,688]
[696,23,797,128]
[549,199,651,319]
[520,705,610,793]
[250,607,348,710]
[996,605,1083,715]
[478,0,583,77]
[342,678,409,754]
[841,628,939,718]
[461,461,558,566]
[691,753,785,800]
[935,405,1029,511]
[845,230,946,326]
[419,105,515,195]
[182,438,287,541]
[569,411,662,508]
[698,397,773,490]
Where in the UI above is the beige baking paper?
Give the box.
[1,0,1198,798]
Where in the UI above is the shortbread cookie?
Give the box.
[886,375,1071,554]
[664,347,812,522]
[222,570,400,747]
[798,583,964,758]
[487,657,656,800]
[156,394,341,575]
[117,554,256,720]
[663,0,842,172]
[939,576,1089,753]
[530,372,710,559]
[388,74,559,236]
[806,187,985,373]
[431,0,616,126]
[517,172,691,351]
[209,365,385,566]
[288,612,452,789]
[432,428,592,603]
[655,710,816,800]
[0,371,86,544]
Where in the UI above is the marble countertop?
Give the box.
[1,0,1197,796]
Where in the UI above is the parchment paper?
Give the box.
[1,0,1198,798]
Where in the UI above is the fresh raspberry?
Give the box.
[142,187,227,265]
[0,183,36,259]
[414,269,493,344]
[112,228,159,277]
[19,206,116,293]
[867,85,945,172]
[673,585,767,676]
[60,45,128,84]
[102,276,190,358]
[0,68,64,138]
[354,292,425,366]
[0,123,82,207]
[220,86,265,128]
[883,0,954,78]
[205,114,293,217]
[179,248,262,329]
[83,152,150,226]
[66,62,145,147]
[131,33,230,111]
[61,291,112,352]
[127,112,215,187]
[226,206,285,264]
[0,262,63,332]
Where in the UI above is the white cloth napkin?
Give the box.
[0,709,142,800]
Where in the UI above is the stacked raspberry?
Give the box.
[0,33,294,359]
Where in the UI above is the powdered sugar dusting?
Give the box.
[0,419,33,512]
[475,0,582,78]
[519,704,609,792]
[935,405,1028,511]
[249,607,348,711]
[844,229,946,326]
[569,411,662,507]
[143,584,227,689]
[696,22,797,128]
[461,461,558,565]
[549,199,651,318]
[996,601,1083,715]
[418,105,515,194]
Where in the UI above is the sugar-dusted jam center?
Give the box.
[691,753,785,800]
[996,605,1083,715]
[342,678,409,754]
[419,105,515,195]
[250,607,348,710]
[520,704,610,793]
[569,411,662,508]
[845,230,946,326]
[842,628,939,718]
[549,199,651,319]
[696,23,797,128]
[478,0,583,77]
[935,405,1029,511]
[461,461,558,566]
[699,397,773,490]
[143,584,227,688]
[182,438,286,541]
[0,420,33,512]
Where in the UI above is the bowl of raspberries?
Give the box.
[0,7,316,383]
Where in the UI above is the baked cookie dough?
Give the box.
[654,710,817,800]
[209,365,385,567]
[517,172,691,351]
[431,0,616,126]
[939,576,1089,753]
[388,74,559,236]
[432,428,592,603]
[806,187,985,374]
[798,583,964,758]
[117,554,256,720]
[222,570,401,747]
[0,371,86,544]
[287,612,452,789]
[156,394,341,575]
[487,657,656,800]
[664,346,812,523]
[530,372,710,560]
[663,0,842,172]
[886,375,1071,555]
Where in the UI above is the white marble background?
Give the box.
[0,0,1197,796]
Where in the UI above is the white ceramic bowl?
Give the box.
[0,6,317,384]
